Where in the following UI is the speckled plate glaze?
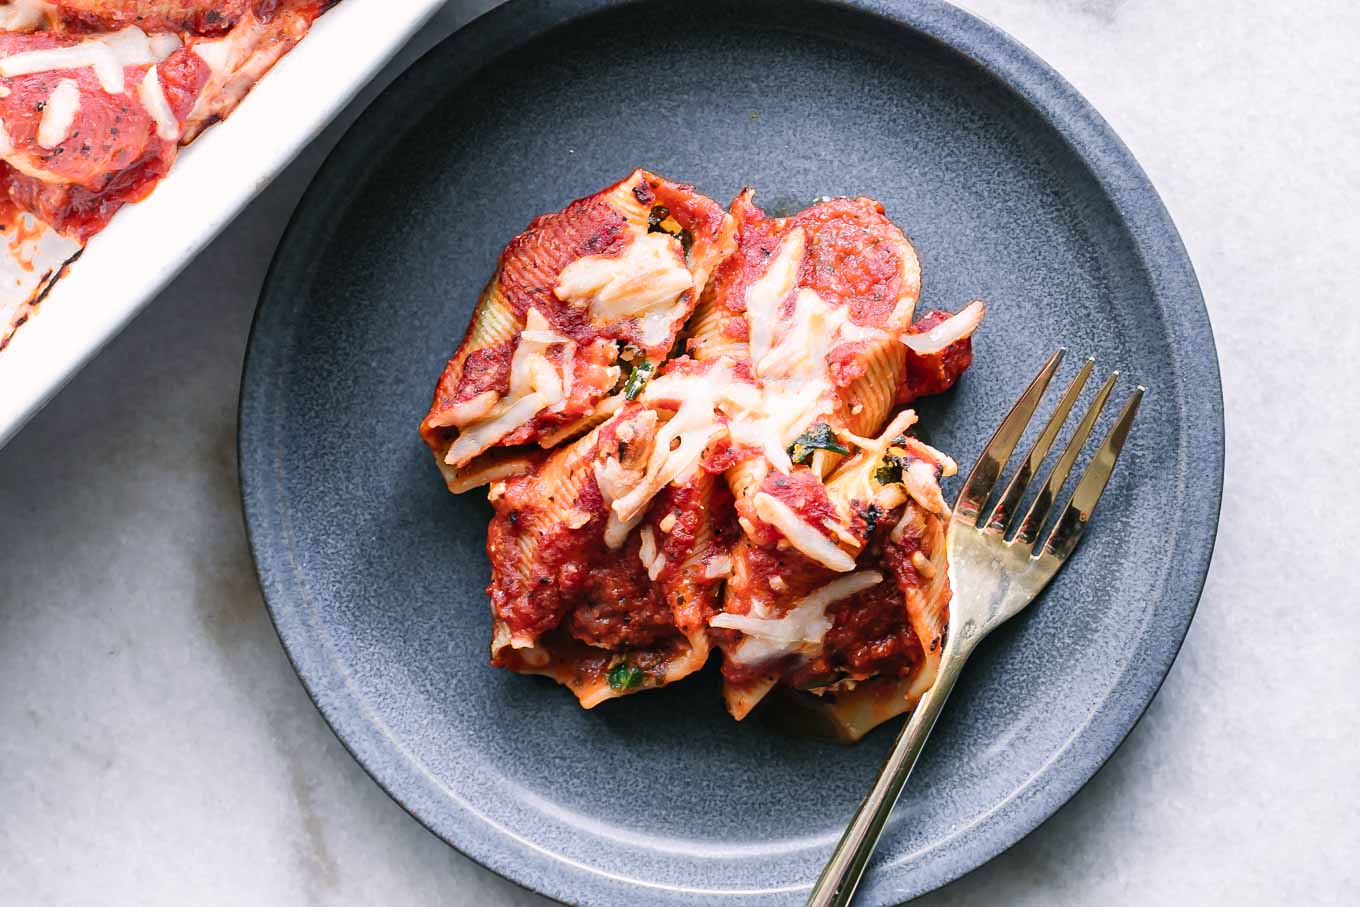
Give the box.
[238,1,1223,904]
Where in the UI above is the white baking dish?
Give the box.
[0,0,447,447]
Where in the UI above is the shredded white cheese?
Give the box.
[36,78,79,149]
[745,228,804,367]
[724,377,829,475]
[191,32,242,77]
[910,549,935,580]
[822,409,919,512]
[427,389,499,430]
[0,0,55,32]
[609,364,731,523]
[901,300,985,355]
[703,555,733,580]
[752,492,855,572]
[591,409,658,549]
[637,525,666,581]
[0,27,180,95]
[444,309,574,467]
[137,66,179,141]
[710,571,882,666]
[902,458,950,518]
[555,231,693,348]
[445,393,546,466]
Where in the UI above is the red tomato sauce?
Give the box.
[900,309,976,403]
[56,1,254,36]
[699,191,912,331]
[486,408,692,652]
[746,467,841,547]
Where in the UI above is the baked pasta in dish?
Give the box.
[422,173,984,741]
[0,0,336,348]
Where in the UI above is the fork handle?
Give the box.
[805,651,970,907]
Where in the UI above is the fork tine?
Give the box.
[1012,369,1119,546]
[983,357,1094,534]
[1042,387,1143,562]
[955,349,1065,523]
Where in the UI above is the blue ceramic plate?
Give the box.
[239,1,1222,903]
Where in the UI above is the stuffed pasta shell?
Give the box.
[711,411,956,739]
[421,169,736,492]
[420,170,988,742]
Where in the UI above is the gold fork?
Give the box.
[807,349,1143,907]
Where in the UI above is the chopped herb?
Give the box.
[873,459,902,486]
[788,422,849,464]
[677,228,694,259]
[874,449,937,486]
[607,663,643,690]
[861,503,884,536]
[623,359,654,400]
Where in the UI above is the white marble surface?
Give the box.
[2,1,1357,904]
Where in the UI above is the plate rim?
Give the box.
[238,0,1225,903]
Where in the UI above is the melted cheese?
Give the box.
[902,300,985,355]
[428,389,499,430]
[609,364,731,523]
[192,33,241,77]
[137,66,179,142]
[725,378,828,474]
[0,0,55,32]
[752,492,855,572]
[0,27,180,95]
[745,228,804,367]
[757,288,829,380]
[445,393,546,466]
[554,232,693,348]
[36,78,78,149]
[592,409,658,549]
[823,409,919,510]
[444,309,574,466]
[910,549,935,580]
[710,571,882,666]
[638,525,665,581]
[703,555,733,579]
[901,458,950,519]
[0,118,12,156]
[593,352,834,530]
[739,236,894,481]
